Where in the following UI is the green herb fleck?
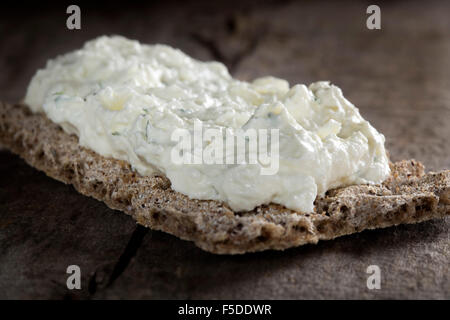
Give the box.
[111,131,120,136]
[145,120,150,141]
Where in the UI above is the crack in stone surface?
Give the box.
[191,13,266,73]
[88,225,149,296]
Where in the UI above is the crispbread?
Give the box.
[0,102,449,254]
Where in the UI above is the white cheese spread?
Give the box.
[25,36,390,213]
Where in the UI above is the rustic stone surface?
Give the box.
[0,0,449,299]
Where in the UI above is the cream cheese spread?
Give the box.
[25,36,390,213]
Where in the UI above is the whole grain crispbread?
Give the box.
[0,102,449,254]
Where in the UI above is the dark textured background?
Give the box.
[0,0,449,299]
